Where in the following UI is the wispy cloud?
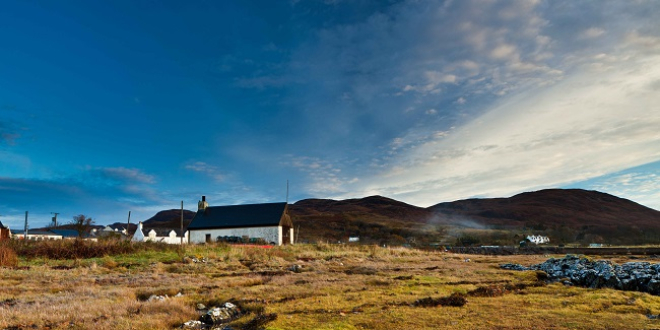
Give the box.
[0,120,22,146]
[96,167,156,184]
[184,161,226,182]
[349,50,660,206]
[262,0,660,207]
[284,155,358,194]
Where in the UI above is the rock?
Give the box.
[500,255,660,295]
[181,320,203,329]
[500,263,530,271]
[200,302,241,325]
[196,303,207,311]
[147,295,167,302]
[289,264,303,273]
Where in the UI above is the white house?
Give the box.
[132,222,188,244]
[526,235,550,245]
[187,196,294,245]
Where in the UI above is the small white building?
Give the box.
[187,196,293,245]
[526,235,550,245]
[132,222,188,244]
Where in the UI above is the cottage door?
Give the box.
[282,226,291,245]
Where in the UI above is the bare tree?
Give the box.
[70,214,94,239]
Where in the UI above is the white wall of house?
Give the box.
[132,222,187,244]
[132,223,146,242]
[190,226,280,245]
[146,229,188,244]
[13,233,62,241]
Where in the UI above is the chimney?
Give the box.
[198,195,209,211]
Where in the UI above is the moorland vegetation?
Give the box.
[2,240,660,329]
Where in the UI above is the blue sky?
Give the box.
[1,0,660,228]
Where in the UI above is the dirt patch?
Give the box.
[412,293,467,307]
[345,266,378,275]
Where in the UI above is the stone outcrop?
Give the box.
[501,255,660,294]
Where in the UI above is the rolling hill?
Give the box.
[290,189,660,245]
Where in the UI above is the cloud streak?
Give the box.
[264,0,660,208]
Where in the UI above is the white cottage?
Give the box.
[132,222,188,244]
[187,196,294,245]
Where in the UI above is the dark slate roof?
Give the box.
[50,229,81,238]
[188,202,288,230]
[0,221,6,229]
[10,229,58,236]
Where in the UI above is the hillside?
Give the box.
[142,209,196,228]
[291,189,660,245]
[289,195,441,245]
[429,189,660,229]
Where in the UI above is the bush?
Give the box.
[0,245,18,267]
[7,239,180,259]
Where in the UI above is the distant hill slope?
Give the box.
[428,189,660,229]
[290,189,660,245]
[289,195,439,244]
[142,209,196,229]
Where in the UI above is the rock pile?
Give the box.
[181,302,241,329]
[501,255,660,294]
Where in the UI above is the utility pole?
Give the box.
[51,212,59,227]
[127,211,131,241]
[286,180,289,203]
[180,201,184,246]
[23,211,28,242]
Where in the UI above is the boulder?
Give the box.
[500,255,660,295]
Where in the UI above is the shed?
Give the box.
[0,221,10,241]
[187,196,293,245]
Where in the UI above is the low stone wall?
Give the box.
[501,255,660,295]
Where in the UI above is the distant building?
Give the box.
[49,229,82,240]
[132,222,188,244]
[526,235,550,245]
[348,237,360,243]
[187,196,294,245]
[0,222,10,241]
[11,229,63,241]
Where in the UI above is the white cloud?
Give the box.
[100,167,155,184]
[342,52,660,206]
[580,27,605,39]
[184,161,226,182]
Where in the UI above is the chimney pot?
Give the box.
[202,195,206,202]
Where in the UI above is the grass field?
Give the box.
[2,242,660,329]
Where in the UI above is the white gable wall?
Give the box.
[190,226,280,245]
[132,222,188,244]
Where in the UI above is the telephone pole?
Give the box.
[127,211,131,241]
[23,211,28,242]
[51,212,59,227]
[180,201,184,246]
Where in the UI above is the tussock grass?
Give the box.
[2,244,660,329]
[0,244,18,268]
[8,239,181,260]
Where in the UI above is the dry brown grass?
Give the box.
[0,244,18,268]
[1,245,660,329]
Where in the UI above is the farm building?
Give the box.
[132,222,188,244]
[0,222,10,241]
[187,196,294,245]
[11,229,64,241]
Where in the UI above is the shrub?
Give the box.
[8,239,180,260]
[0,245,18,267]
